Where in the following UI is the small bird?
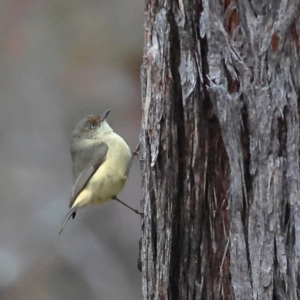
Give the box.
[59,109,140,234]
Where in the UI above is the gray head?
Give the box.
[72,109,113,141]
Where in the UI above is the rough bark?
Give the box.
[140,0,300,299]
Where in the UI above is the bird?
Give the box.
[59,109,141,234]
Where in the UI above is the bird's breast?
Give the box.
[87,133,131,203]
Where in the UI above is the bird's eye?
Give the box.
[90,124,96,129]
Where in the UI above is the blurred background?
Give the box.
[0,0,143,299]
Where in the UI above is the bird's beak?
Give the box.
[101,109,110,121]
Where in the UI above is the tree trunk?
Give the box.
[140,0,300,299]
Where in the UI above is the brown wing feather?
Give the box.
[69,143,108,208]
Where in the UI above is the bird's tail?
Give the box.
[59,206,77,235]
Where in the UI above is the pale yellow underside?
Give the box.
[71,133,131,209]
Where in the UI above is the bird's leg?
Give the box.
[131,143,144,162]
[133,143,145,160]
[132,143,141,159]
[125,143,142,177]
[112,196,143,216]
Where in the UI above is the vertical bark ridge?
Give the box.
[141,0,300,299]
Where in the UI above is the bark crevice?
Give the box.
[141,1,300,299]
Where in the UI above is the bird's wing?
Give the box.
[69,143,108,208]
